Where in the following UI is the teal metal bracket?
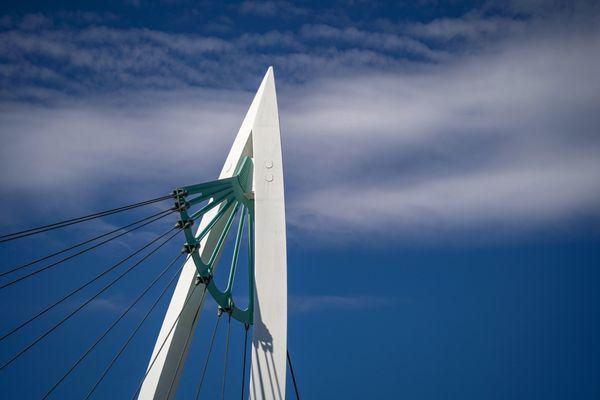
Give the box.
[172,156,254,325]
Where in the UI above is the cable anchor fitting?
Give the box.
[182,243,199,254]
[218,305,232,315]
[195,274,212,285]
[174,219,194,229]
[172,199,189,212]
[172,188,188,198]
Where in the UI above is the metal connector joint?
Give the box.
[172,188,188,198]
[195,274,212,285]
[182,243,199,254]
[173,200,189,211]
[218,305,232,315]
[175,219,194,229]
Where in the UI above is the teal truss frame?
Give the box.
[172,156,254,325]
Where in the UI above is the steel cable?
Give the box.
[0,208,173,279]
[0,227,181,371]
[130,281,208,400]
[0,213,175,343]
[240,324,249,400]
[194,311,223,400]
[0,194,174,243]
[287,350,301,400]
[84,255,191,400]
[221,313,232,400]
[0,210,175,291]
[165,293,204,399]
[41,252,184,399]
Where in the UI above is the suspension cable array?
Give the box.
[41,251,185,400]
[84,255,188,400]
[0,210,175,291]
[1,69,300,399]
[0,161,299,399]
[0,195,174,244]
[0,208,174,279]
[130,280,208,400]
[0,213,175,343]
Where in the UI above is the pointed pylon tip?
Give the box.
[266,66,274,78]
[261,66,275,87]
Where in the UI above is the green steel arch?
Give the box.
[173,156,255,325]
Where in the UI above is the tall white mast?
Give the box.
[248,67,287,400]
[138,67,287,399]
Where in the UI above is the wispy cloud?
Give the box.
[300,24,446,60]
[281,14,600,242]
[406,14,525,42]
[237,1,309,18]
[1,4,599,244]
[87,296,126,313]
[0,12,444,99]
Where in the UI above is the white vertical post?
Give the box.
[249,67,287,400]
[138,67,287,400]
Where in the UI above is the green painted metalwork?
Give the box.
[172,156,255,325]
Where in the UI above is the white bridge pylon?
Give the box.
[138,67,287,399]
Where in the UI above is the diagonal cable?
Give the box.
[0,194,174,243]
[130,281,208,400]
[41,252,184,399]
[165,292,204,399]
[195,311,223,400]
[0,210,175,290]
[221,313,232,400]
[0,227,181,371]
[0,208,173,279]
[287,350,301,400]
[0,213,175,343]
[240,324,250,400]
[83,255,191,400]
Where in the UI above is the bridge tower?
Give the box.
[138,67,288,399]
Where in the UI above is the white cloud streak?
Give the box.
[237,1,309,18]
[283,25,600,242]
[406,14,526,42]
[1,6,599,244]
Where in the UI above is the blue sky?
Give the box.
[0,0,599,399]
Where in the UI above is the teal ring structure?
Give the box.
[172,157,254,325]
